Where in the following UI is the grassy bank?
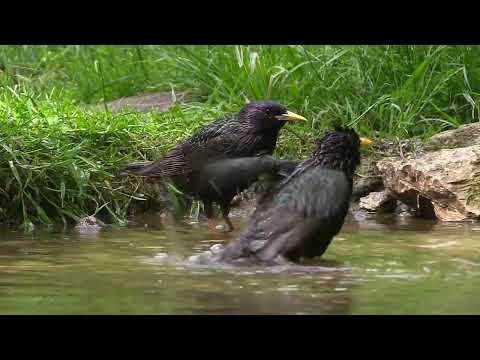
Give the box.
[1,45,480,227]
[2,45,480,137]
[0,89,227,228]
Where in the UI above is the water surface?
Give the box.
[1,209,480,314]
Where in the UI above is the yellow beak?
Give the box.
[277,110,307,122]
[360,137,373,147]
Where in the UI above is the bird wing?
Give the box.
[197,156,276,196]
[239,168,351,262]
[123,115,239,178]
[187,114,237,144]
[186,125,273,172]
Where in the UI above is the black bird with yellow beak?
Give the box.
[123,100,306,234]
[190,127,373,264]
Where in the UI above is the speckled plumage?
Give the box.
[123,100,304,230]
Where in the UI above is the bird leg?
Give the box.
[207,219,217,239]
[203,201,217,239]
[220,202,234,231]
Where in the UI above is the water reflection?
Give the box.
[142,257,355,314]
[347,211,438,233]
[182,274,353,315]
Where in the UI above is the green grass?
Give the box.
[1,45,480,227]
[3,45,480,136]
[0,87,232,228]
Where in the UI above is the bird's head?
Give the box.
[238,100,307,131]
[310,126,373,179]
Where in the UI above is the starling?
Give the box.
[123,100,306,233]
[193,127,372,264]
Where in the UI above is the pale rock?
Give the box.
[424,122,480,151]
[359,190,397,212]
[377,145,480,221]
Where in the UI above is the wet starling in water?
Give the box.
[205,127,373,264]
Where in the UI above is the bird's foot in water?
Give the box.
[207,219,217,239]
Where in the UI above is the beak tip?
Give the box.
[360,137,373,147]
[284,110,307,122]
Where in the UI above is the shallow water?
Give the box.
[1,209,480,314]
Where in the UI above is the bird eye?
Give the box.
[265,108,271,115]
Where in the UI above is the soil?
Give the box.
[93,91,190,113]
